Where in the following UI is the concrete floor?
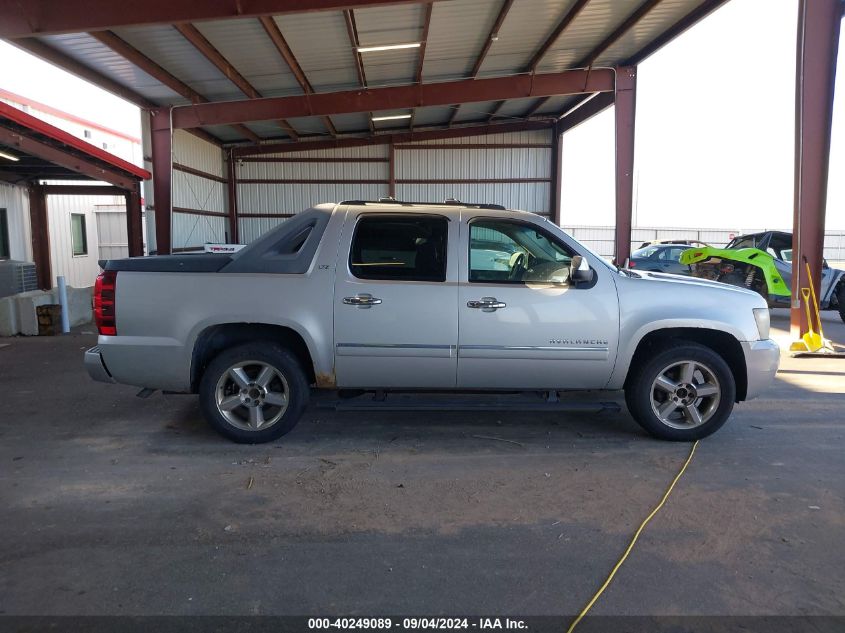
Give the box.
[0,310,843,620]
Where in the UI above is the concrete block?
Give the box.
[67,286,93,327]
[14,290,57,336]
[0,296,18,337]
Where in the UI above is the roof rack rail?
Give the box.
[339,199,507,211]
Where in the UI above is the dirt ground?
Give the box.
[0,309,843,620]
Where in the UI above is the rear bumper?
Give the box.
[84,346,115,383]
[742,339,780,400]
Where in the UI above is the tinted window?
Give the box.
[469,219,574,284]
[71,214,87,256]
[0,209,9,259]
[350,214,448,282]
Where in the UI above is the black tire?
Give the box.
[837,283,845,324]
[624,342,736,441]
[199,342,309,444]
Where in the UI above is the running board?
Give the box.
[317,394,621,413]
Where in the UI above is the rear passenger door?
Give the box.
[333,212,459,388]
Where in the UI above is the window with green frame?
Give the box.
[0,209,9,259]
[71,213,88,256]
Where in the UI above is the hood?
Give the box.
[627,270,763,297]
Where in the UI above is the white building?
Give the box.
[0,89,145,288]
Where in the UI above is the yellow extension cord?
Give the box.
[566,440,700,633]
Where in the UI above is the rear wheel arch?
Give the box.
[625,327,747,402]
[191,323,316,392]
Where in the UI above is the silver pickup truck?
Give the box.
[86,200,779,443]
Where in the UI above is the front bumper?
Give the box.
[84,346,115,383]
[742,338,780,400]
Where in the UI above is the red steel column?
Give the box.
[388,141,396,198]
[125,181,143,256]
[28,183,52,289]
[150,108,173,255]
[226,150,240,244]
[614,66,637,266]
[791,0,841,335]
[550,120,563,225]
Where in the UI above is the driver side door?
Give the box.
[457,217,619,390]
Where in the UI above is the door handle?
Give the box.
[467,297,507,311]
[343,294,382,307]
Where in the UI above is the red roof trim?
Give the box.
[0,100,150,180]
[0,88,142,144]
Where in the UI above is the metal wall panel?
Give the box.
[172,211,227,250]
[238,183,387,216]
[172,129,225,177]
[396,128,553,214]
[0,182,32,262]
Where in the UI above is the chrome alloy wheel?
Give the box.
[214,361,289,431]
[649,360,721,429]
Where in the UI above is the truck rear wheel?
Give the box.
[624,342,736,441]
[199,343,308,444]
[837,283,845,324]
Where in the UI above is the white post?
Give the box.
[56,276,70,334]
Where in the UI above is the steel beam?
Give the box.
[232,120,554,156]
[0,0,434,38]
[40,185,125,196]
[550,120,563,225]
[173,68,613,129]
[623,0,730,66]
[0,126,139,189]
[226,150,240,244]
[28,183,52,290]
[10,38,157,109]
[258,15,335,136]
[791,0,841,335]
[125,181,144,256]
[614,66,636,267]
[527,0,591,72]
[575,0,661,68]
[174,23,297,140]
[90,30,260,143]
[150,108,173,255]
[558,91,614,132]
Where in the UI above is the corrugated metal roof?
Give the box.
[40,33,185,104]
[25,0,709,143]
[273,12,360,92]
[114,24,243,101]
[192,19,304,97]
[422,0,503,81]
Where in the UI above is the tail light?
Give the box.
[94,270,117,335]
[628,260,636,268]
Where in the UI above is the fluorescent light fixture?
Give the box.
[0,150,19,162]
[357,42,421,53]
[371,114,413,122]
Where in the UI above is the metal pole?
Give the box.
[56,275,70,334]
[791,0,841,336]
[150,107,173,255]
[614,66,637,266]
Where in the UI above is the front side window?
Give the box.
[71,214,88,256]
[350,214,448,282]
[0,209,9,259]
[469,218,575,284]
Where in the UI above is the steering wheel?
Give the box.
[508,252,527,281]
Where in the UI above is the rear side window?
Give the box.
[350,214,448,282]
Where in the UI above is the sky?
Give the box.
[562,0,845,230]
[0,0,842,231]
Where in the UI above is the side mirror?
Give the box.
[570,255,594,284]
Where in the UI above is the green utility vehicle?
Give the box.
[680,230,845,322]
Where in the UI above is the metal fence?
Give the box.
[560,225,845,263]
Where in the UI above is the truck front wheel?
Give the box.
[199,343,309,444]
[624,342,736,441]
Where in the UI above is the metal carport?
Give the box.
[0,0,840,335]
[0,100,151,289]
